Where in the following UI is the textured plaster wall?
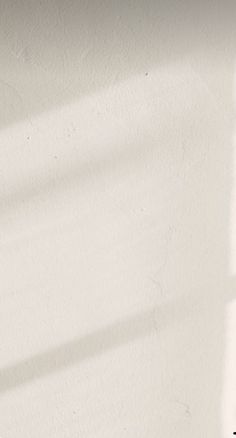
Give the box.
[0,1,236,437]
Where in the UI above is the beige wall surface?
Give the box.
[0,1,236,437]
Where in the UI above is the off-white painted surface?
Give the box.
[0,2,236,437]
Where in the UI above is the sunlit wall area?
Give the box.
[222,75,236,437]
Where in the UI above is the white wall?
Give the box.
[0,2,235,437]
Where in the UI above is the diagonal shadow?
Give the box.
[0,290,220,395]
[0,0,235,131]
[1,134,155,214]
[0,308,156,394]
